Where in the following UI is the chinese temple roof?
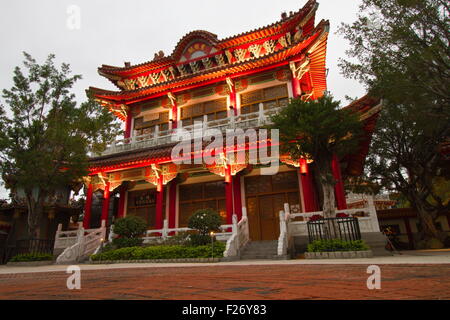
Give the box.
[342,95,382,177]
[87,0,329,120]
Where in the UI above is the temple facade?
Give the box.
[84,0,381,242]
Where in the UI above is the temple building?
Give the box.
[83,0,382,243]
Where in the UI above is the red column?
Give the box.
[168,181,177,232]
[117,184,126,219]
[230,88,237,116]
[83,184,93,229]
[225,166,233,225]
[291,74,301,98]
[101,181,111,225]
[232,174,242,220]
[155,177,164,230]
[124,112,132,139]
[171,101,178,129]
[332,154,347,210]
[300,166,318,212]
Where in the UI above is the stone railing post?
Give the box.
[279,211,286,235]
[108,224,115,242]
[242,207,249,239]
[258,102,265,126]
[54,223,63,249]
[232,214,239,248]
[367,196,381,232]
[162,219,169,239]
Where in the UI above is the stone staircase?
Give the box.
[361,232,393,256]
[240,240,285,260]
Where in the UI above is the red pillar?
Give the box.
[83,184,93,229]
[300,166,319,212]
[232,174,242,220]
[155,177,164,230]
[101,181,111,225]
[124,112,132,139]
[171,101,178,129]
[230,88,237,116]
[168,181,177,232]
[291,74,301,98]
[332,154,347,210]
[117,184,126,219]
[225,166,233,225]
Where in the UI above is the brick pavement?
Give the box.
[0,264,449,300]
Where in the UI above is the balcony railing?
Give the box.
[100,105,282,156]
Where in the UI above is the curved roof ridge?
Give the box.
[98,0,318,74]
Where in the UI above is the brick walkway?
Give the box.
[0,263,449,299]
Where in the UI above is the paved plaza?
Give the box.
[0,250,449,300]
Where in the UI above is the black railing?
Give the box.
[0,239,55,264]
[14,239,55,255]
[307,217,361,243]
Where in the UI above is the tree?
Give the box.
[339,0,450,246]
[269,95,362,219]
[0,53,120,238]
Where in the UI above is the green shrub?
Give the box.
[112,237,143,248]
[188,208,222,237]
[307,239,369,252]
[91,242,226,261]
[189,234,214,246]
[10,253,53,262]
[157,231,191,246]
[113,216,147,238]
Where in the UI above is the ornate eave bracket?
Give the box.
[96,99,129,121]
[144,163,179,187]
[205,152,249,178]
[280,154,313,174]
[289,57,310,80]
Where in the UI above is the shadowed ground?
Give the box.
[0,263,449,300]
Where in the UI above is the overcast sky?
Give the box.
[0,0,365,198]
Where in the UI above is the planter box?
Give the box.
[7,260,53,267]
[304,250,373,259]
[89,257,222,264]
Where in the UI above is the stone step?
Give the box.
[242,249,277,254]
[239,241,283,260]
[240,254,280,260]
[361,232,392,256]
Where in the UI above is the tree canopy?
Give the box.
[0,52,120,237]
[269,95,363,217]
[339,0,449,245]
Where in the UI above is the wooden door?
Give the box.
[247,194,287,241]
[245,171,300,241]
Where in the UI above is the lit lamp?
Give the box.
[300,158,308,175]
[210,231,215,259]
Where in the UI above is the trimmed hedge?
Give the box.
[91,242,226,261]
[112,237,143,249]
[9,253,53,262]
[307,239,369,252]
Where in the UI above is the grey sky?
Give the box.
[0,0,365,198]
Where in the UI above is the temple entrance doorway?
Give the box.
[244,171,300,241]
